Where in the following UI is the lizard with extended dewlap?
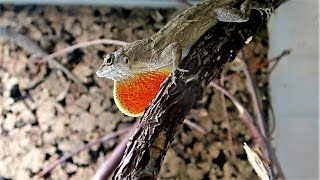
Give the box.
[96,0,271,117]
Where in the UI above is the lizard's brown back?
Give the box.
[150,0,232,50]
[122,0,234,65]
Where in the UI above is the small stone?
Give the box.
[208,142,223,158]
[3,113,16,130]
[193,142,204,156]
[186,164,204,179]
[66,104,83,115]
[73,151,90,165]
[161,149,185,177]
[15,169,30,180]
[22,148,45,172]
[17,110,36,124]
[70,112,95,133]
[150,10,164,23]
[75,94,91,110]
[36,100,56,131]
[73,64,93,83]
[180,132,193,145]
[58,139,83,152]
[64,162,78,174]
[89,97,104,115]
[10,101,27,114]
[51,166,69,180]
[70,167,94,180]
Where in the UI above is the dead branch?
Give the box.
[240,51,268,138]
[28,39,127,64]
[93,121,139,180]
[210,81,263,146]
[112,2,285,179]
[219,75,237,163]
[183,118,208,135]
[268,49,291,73]
[92,118,207,179]
[240,52,285,178]
[210,49,291,85]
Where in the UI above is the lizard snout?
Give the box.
[96,63,110,78]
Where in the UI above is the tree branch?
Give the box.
[93,121,139,180]
[28,39,127,64]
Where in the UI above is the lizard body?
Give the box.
[97,0,256,117]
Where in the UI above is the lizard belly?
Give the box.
[113,65,172,117]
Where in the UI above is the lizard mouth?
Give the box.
[96,63,109,78]
[96,63,130,81]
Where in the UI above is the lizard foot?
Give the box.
[171,67,189,85]
[176,67,189,73]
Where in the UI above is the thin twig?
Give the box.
[93,120,139,180]
[89,117,206,180]
[184,118,208,135]
[212,49,291,84]
[28,39,128,64]
[47,59,85,88]
[33,127,130,179]
[268,49,291,73]
[219,75,237,163]
[210,82,263,146]
[239,51,285,179]
[240,51,267,138]
[91,118,206,180]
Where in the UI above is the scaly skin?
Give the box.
[96,0,253,116]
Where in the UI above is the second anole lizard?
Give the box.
[96,0,268,117]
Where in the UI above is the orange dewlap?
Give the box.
[113,66,172,117]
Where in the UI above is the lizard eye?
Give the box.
[103,54,114,66]
[124,57,129,64]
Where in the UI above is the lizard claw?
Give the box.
[176,67,189,73]
[171,70,178,85]
[171,75,177,86]
[171,67,189,85]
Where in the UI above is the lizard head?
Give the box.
[96,47,131,81]
[96,39,153,81]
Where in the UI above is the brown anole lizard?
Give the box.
[96,0,269,117]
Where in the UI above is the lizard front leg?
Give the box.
[159,42,189,85]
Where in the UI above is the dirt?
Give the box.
[0,4,270,180]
